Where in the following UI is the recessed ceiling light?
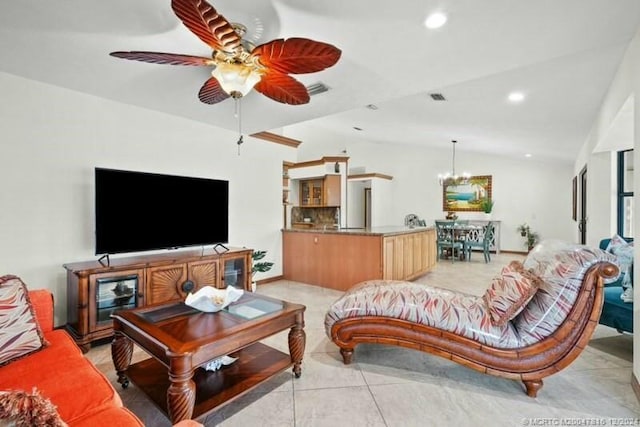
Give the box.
[525,153,532,158]
[366,104,378,110]
[353,126,363,131]
[508,92,525,103]
[424,12,447,29]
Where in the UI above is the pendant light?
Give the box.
[438,140,470,185]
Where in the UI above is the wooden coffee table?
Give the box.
[110,292,305,423]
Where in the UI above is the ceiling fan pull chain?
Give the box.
[235,97,244,156]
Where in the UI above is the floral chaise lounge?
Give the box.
[325,241,618,397]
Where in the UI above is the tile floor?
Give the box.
[86,253,638,426]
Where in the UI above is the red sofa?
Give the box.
[0,289,145,426]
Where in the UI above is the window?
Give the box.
[617,149,634,238]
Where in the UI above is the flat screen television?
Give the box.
[95,168,228,255]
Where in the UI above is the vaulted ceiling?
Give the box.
[1,0,639,162]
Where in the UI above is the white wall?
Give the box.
[286,124,574,251]
[586,152,617,244]
[574,27,640,392]
[0,72,294,325]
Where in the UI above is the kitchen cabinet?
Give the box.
[299,175,341,207]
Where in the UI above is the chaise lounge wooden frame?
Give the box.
[328,261,618,397]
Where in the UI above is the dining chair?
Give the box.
[435,220,465,262]
[464,221,495,263]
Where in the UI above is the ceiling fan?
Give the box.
[110,0,342,106]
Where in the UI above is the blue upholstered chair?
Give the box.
[598,237,633,333]
[464,222,495,263]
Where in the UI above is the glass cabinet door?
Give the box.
[222,258,247,289]
[223,257,246,290]
[95,274,138,325]
[300,179,323,206]
[301,181,311,206]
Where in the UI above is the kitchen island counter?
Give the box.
[282,227,437,291]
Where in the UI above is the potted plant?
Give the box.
[480,198,494,214]
[251,250,274,292]
[517,223,529,237]
[526,231,540,251]
[516,224,539,251]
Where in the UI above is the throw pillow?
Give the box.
[0,389,66,427]
[0,275,47,366]
[605,234,630,253]
[483,261,542,326]
[605,235,634,303]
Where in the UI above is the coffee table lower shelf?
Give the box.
[125,342,293,420]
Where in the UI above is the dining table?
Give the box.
[435,219,484,261]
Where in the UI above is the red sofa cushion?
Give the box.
[28,289,54,333]
[69,404,143,427]
[0,329,127,424]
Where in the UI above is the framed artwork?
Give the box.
[442,175,492,212]
[572,176,577,221]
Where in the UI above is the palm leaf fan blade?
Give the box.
[198,77,230,104]
[251,38,342,75]
[254,71,310,105]
[109,51,215,66]
[171,0,241,54]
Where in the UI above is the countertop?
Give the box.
[282,226,434,237]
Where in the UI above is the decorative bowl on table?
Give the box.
[185,286,244,313]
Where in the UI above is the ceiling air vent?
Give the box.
[306,82,330,96]
[429,93,446,101]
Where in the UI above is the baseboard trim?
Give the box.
[632,372,640,404]
[500,250,529,255]
[256,275,284,286]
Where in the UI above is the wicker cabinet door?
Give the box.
[146,264,188,305]
[188,259,219,289]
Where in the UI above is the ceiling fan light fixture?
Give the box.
[211,62,262,98]
[109,0,341,106]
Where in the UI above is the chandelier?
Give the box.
[438,140,470,185]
